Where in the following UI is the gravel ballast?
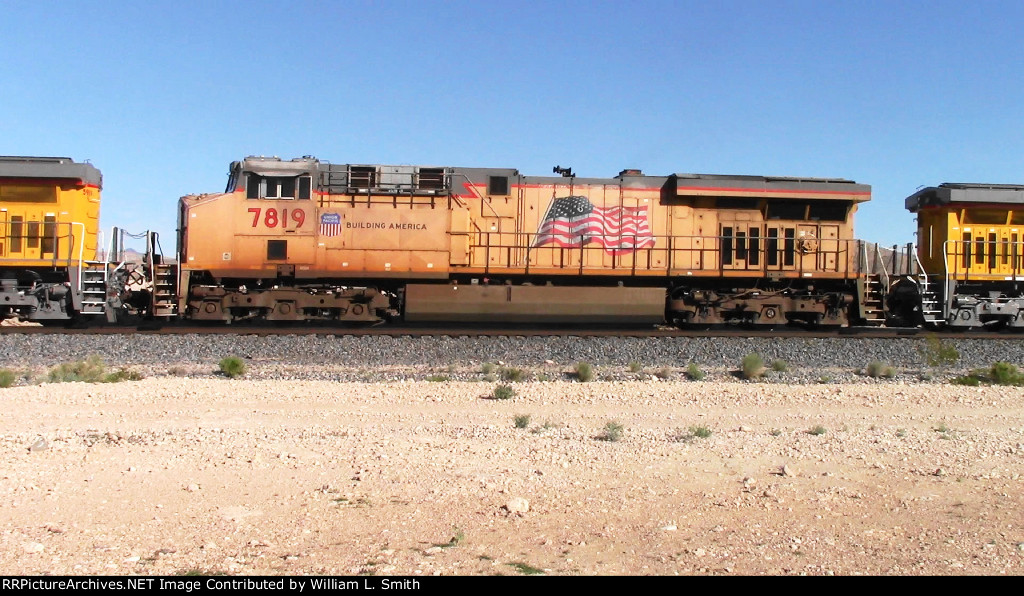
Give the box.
[0,334,1021,381]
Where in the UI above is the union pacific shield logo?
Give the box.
[319,213,341,237]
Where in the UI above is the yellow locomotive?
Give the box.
[0,156,173,323]
[893,183,1024,328]
[179,156,874,326]
[0,156,111,320]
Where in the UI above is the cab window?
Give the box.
[0,185,57,203]
[246,175,312,200]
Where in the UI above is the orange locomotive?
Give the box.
[177,156,875,326]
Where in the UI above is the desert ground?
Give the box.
[1,373,1022,576]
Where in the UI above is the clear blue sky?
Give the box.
[3,0,1023,249]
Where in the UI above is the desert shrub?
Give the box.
[627,361,643,373]
[435,527,465,549]
[507,562,544,575]
[218,356,246,378]
[866,361,896,378]
[740,353,765,380]
[686,363,705,381]
[673,424,713,443]
[574,362,594,382]
[500,367,525,382]
[951,373,982,386]
[953,362,1024,386]
[690,425,712,439]
[426,374,449,382]
[0,369,16,388]
[655,367,674,380]
[531,420,559,434]
[807,425,827,436]
[492,384,516,400]
[103,369,143,383]
[480,362,496,375]
[770,360,789,373]
[597,420,624,442]
[514,414,531,429]
[988,361,1024,385]
[919,336,959,369]
[48,355,106,383]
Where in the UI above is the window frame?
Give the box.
[267,239,288,261]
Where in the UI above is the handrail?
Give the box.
[940,241,950,279]
[465,231,859,277]
[323,167,454,196]
[72,222,86,291]
[912,244,930,290]
[0,221,84,265]
[448,172,489,214]
[874,243,889,288]
[105,225,121,264]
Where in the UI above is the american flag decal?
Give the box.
[319,212,341,237]
[533,196,655,255]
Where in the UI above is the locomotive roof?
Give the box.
[234,156,870,199]
[669,173,870,201]
[905,183,1024,212]
[0,156,102,188]
[237,156,319,177]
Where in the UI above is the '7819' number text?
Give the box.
[248,208,306,229]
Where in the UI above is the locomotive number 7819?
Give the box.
[247,207,306,229]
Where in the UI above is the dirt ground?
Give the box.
[1,375,1022,576]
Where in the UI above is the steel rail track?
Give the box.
[0,321,1016,339]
